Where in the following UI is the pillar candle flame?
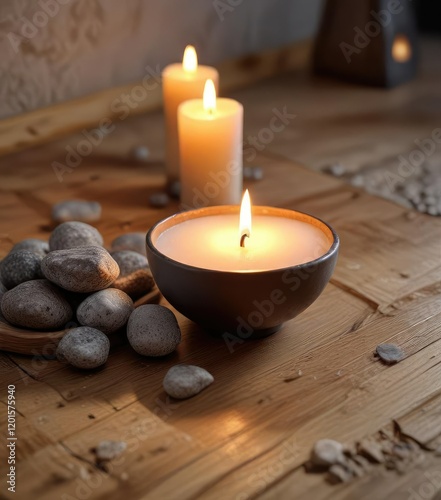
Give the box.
[203,79,217,113]
[183,45,198,73]
[239,189,251,247]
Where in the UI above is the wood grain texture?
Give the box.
[1,39,441,500]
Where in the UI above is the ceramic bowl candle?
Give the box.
[146,196,339,339]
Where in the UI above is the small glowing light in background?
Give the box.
[203,79,217,113]
[392,35,412,63]
[183,45,198,73]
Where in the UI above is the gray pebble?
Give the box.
[49,221,103,251]
[163,365,214,399]
[168,180,181,199]
[127,305,181,356]
[56,326,110,369]
[0,281,6,301]
[111,251,154,298]
[111,233,146,256]
[10,238,49,259]
[1,250,43,289]
[311,439,345,467]
[1,279,72,330]
[350,175,365,187]
[94,440,127,461]
[52,200,102,223]
[42,246,120,293]
[130,145,150,163]
[77,288,134,334]
[329,464,352,483]
[375,343,405,364]
[244,166,264,181]
[149,192,170,208]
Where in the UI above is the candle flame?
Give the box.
[203,79,217,113]
[183,45,198,73]
[239,189,251,247]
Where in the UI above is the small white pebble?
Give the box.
[311,439,345,467]
[149,192,170,208]
[95,440,127,461]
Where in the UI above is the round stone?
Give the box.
[77,288,134,334]
[49,221,103,251]
[163,365,214,399]
[127,305,181,356]
[375,343,405,364]
[56,327,110,369]
[94,440,127,461]
[168,180,181,199]
[111,251,154,298]
[130,145,150,163]
[311,439,345,467]
[1,280,72,330]
[1,250,43,289]
[10,238,49,259]
[41,246,120,293]
[111,233,146,256]
[52,200,102,223]
[149,192,170,208]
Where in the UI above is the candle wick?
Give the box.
[240,233,249,248]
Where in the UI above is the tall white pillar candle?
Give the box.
[178,80,243,209]
[162,46,219,184]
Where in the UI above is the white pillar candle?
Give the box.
[178,80,243,209]
[162,46,219,184]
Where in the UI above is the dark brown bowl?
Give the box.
[146,206,339,340]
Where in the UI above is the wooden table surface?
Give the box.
[1,39,441,500]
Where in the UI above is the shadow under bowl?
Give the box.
[146,206,339,340]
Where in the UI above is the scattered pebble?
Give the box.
[130,145,150,163]
[1,280,72,330]
[323,163,346,177]
[358,439,385,463]
[56,327,110,369]
[111,233,146,256]
[10,238,49,258]
[0,250,43,289]
[375,343,405,364]
[111,251,154,298]
[77,288,134,334]
[149,192,170,208]
[127,304,181,356]
[49,221,103,251]
[311,439,345,467]
[0,281,6,300]
[163,364,214,399]
[42,246,120,293]
[52,200,102,223]
[168,180,181,199]
[244,165,264,181]
[329,464,352,483]
[94,440,127,461]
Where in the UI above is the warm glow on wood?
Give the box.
[392,35,412,63]
[239,189,251,246]
[183,45,198,73]
[203,79,217,113]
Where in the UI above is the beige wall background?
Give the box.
[0,0,323,120]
